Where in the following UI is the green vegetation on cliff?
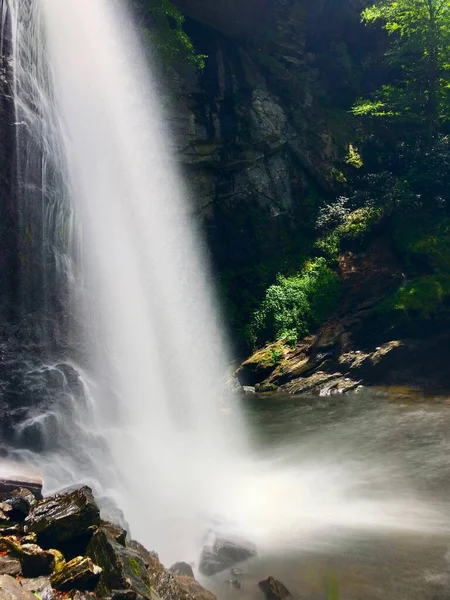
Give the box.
[241,0,450,353]
[132,0,205,69]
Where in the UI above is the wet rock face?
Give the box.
[0,480,216,600]
[199,536,257,576]
[24,486,100,548]
[50,556,102,591]
[86,528,152,599]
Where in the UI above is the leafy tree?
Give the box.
[353,0,450,139]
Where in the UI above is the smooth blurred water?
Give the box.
[204,389,450,600]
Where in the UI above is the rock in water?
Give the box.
[0,574,37,600]
[258,577,294,600]
[169,562,195,578]
[51,556,102,591]
[86,528,152,599]
[199,536,257,576]
[24,486,100,548]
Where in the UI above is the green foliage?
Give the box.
[379,216,450,319]
[250,258,340,347]
[315,203,383,261]
[394,216,450,272]
[379,274,450,318]
[134,0,206,70]
[354,0,450,134]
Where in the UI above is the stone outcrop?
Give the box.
[0,479,217,600]
[236,237,450,394]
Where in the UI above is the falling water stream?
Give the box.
[2,1,450,595]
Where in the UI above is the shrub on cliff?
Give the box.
[249,258,340,347]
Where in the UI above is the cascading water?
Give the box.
[2,0,450,572]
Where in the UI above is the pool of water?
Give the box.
[202,388,450,600]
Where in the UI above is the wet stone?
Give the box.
[86,528,151,599]
[24,486,100,548]
[50,556,102,591]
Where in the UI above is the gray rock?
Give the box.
[0,575,36,600]
[0,556,21,576]
[169,562,195,579]
[21,577,56,600]
[50,556,102,591]
[24,486,100,548]
[86,528,151,599]
[199,536,257,576]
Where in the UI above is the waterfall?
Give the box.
[2,0,449,572]
[2,0,246,562]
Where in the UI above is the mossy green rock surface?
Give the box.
[51,556,102,591]
[86,528,152,599]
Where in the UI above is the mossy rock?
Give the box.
[51,556,102,591]
[86,528,152,599]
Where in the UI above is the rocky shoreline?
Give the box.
[0,477,289,600]
[236,240,450,397]
[0,477,219,600]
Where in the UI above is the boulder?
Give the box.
[21,577,56,600]
[199,536,257,576]
[50,556,102,591]
[0,574,37,600]
[258,577,294,600]
[24,486,100,548]
[0,556,21,576]
[86,528,151,599]
[169,562,195,578]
